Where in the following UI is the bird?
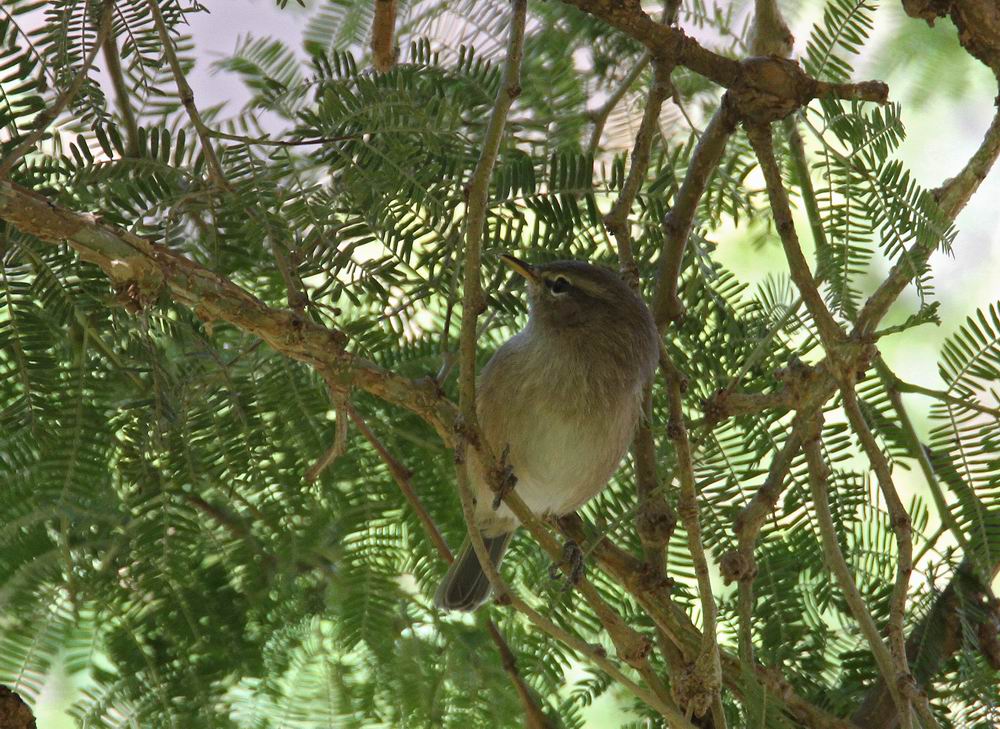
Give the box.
[434,254,660,611]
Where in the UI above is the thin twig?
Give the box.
[209,129,367,148]
[841,384,942,727]
[746,124,845,350]
[304,406,349,482]
[483,621,559,729]
[588,53,651,155]
[727,426,804,664]
[484,479,686,721]
[838,384,915,715]
[876,360,979,563]
[101,27,141,156]
[601,56,678,607]
[347,404,453,562]
[664,353,725,725]
[893,376,1000,420]
[651,99,738,326]
[855,107,1000,334]
[147,0,227,187]
[456,0,525,432]
[147,12,311,311]
[454,460,693,726]
[604,59,672,284]
[803,420,913,728]
[0,1,114,178]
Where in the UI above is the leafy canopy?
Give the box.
[0,1,998,728]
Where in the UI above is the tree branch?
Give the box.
[556,513,859,729]
[559,0,887,116]
[0,180,457,444]
[347,404,453,562]
[456,0,525,433]
[453,461,692,725]
[371,0,399,73]
[101,21,141,157]
[875,360,979,564]
[723,425,804,661]
[588,53,651,156]
[601,56,678,619]
[853,556,1000,728]
[892,376,1000,420]
[604,59,672,284]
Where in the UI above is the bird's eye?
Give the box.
[545,276,571,295]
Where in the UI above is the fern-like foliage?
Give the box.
[0,1,997,728]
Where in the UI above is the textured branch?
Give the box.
[748,0,794,57]
[559,0,887,119]
[0,1,114,178]
[457,0,526,433]
[722,426,803,585]
[371,0,398,73]
[901,0,1000,77]
[600,58,678,609]
[0,685,35,729]
[0,180,457,443]
[652,98,738,325]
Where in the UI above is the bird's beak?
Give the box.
[500,254,538,283]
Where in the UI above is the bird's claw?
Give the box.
[490,444,517,510]
[548,539,585,587]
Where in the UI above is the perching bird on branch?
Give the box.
[435,255,659,611]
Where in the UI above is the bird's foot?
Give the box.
[548,539,585,587]
[490,445,517,510]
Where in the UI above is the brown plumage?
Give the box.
[435,256,659,611]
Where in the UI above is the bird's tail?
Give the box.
[434,532,513,612]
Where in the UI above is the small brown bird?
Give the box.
[434,255,660,611]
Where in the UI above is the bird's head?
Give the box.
[499,254,652,335]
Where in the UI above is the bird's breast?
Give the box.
[472,334,643,529]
